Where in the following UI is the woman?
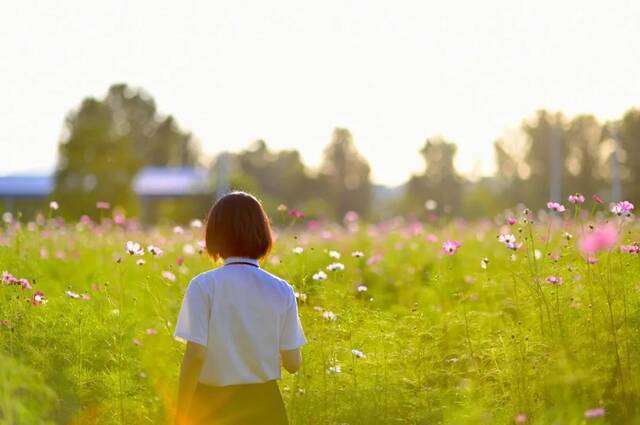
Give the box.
[174,191,307,425]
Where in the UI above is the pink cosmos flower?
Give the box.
[568,193,585,204]
[587,256,598,264]
[17,278,32,290]
[611,200,634,216]
[515,414,527,423]
[96,201,111,209]
[426,234,438,243]
[547,202,566,212]
[544,276,563,285]
[1,272,32,290]
[145,328,158,335]
[442,240,461,255]
[592,194,604,204]
[578,224,618,255]
[344,211,359,223]
[584,407,605,418]
[113,212,126,225]
[367,254,383,265]
[132,338,144,346]
[31,291,47,305]
[288,209,305,219]
[506,216,517,225]
[1,271,17,285]
[621,244,640,254]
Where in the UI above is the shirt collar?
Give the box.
[223,257,260,267]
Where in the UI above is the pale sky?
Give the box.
[1,1,639,186]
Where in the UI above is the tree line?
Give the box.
[51,83,640,222]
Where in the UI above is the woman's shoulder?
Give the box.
[188,268,219,287]
[256,268,295,294]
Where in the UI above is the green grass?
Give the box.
[1,209,639,424]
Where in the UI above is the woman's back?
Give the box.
[175,257,305,387]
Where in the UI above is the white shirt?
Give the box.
[174,257,307,386]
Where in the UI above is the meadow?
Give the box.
[1,198,639,425]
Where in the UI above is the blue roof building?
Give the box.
[133,167,211,197]
[0,167,214,222]
[0,175,53,198]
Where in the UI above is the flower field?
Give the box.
[1,199,640,425]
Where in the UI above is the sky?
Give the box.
[1,1,639,186]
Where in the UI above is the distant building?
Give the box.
[0,167,214,222]
[132,167,211,197]
[0,174,53,215]
[133,167,213,223]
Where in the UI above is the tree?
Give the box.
[613,108,640,202]
[403,137,463,216]
[318,128,372,220]
[53,98,139,216]
[563,114,603,197]
[219,140,318,214]
[105,84,198,167]
[521,110,567,206]
[53,84,200,218]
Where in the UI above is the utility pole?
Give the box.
[216,153,230,200]
[610,128,622,202]
[549,124,562,202]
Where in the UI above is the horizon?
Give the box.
[2,1,640,185]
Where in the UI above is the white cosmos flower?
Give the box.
[326,262,345,272]
[351,251,364,258]
[49,201,59,210]
[328,250,341,259]
[183,244,195,255]
[357,285,368,292]
[322,311,337,321]
[125,241,144,256]
[312,271,327,281]
[173,226,184,235]
[147,245,163,256]
[294,292,308,302]
[328,365,342,373]
[2,212,13,224]
[65,290,81,299]
[351,349,366,359]
[190,219,203,228]
[161,271,176,282]
[292,247,304,254]
[136,259,146,266]
[480,258,489,270]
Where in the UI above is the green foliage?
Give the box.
[212,135,371,220]
[53,84,200,219]
[616,108,640,202]
[318,128,373,220]
[0,353,56,424]
[403,137,464,217]
[1,205,639,424]
[493,108,640,208]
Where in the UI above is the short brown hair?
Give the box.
[204,191,273,261]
